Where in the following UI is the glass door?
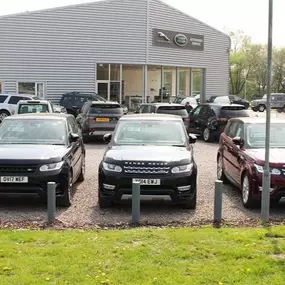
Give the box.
[97,82,109,100]
[36,82,44,99]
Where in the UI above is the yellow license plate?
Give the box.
[96,118,109,122]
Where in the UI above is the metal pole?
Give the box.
[214,180,223,222]
[131,181,141,224]
[47,182,56,224]
[261,0,273,223]
[160,66,163,103]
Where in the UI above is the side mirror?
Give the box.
[232,136,244,147]
[188,133,197,144]
[69,133,79,142]
[103,133,112,144]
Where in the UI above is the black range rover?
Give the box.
[0,113,85,207]
[98,114,197,209]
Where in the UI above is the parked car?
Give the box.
[60,92,106,116]
[0,93,38,120]
[134,103,190,131]
[217,117,285,208]
[213,95,249,109]
[98,114,197,209]
[251,93,285,112]
[188,103,249,142]
[76,101,124,142]
[14,99,53,114]
[53,104,67,114]
[0,113,85,207]
[180,97,198,110]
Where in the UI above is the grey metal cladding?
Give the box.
[153,28,204,51]
[0,0,148,100]
[148,0,231,97]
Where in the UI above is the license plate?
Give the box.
[0,176,28,183]
[96,118,109,123]
[132,178,161,185]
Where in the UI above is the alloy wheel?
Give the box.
[242,175,250,204]
[203,128,210,141]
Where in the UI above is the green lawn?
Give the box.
[0,226,285,285]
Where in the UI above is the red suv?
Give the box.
[217,117,285,208]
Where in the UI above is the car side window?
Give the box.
[234,122,244,138]
[140,105,150,113]
[225,121,238,138]
[193,106,202,115]
[276,95,283,101]
[8,96,23,105]
[0,95,8,103]
[68,117,79,134]
[150,105,156,113]
[61,96,73,106]
[271,95,276,101]
[199,106,208,116]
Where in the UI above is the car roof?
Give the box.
[90,101,120,105]
[5,113,72,120]
[62,92,99,97]
[0,93,35,97]
[151,103,186,107]
[201,103,245,108]
[120,114,183,121]
[17,99,50,104]
[229,117,285,124]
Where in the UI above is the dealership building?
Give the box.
[0,0,230,108]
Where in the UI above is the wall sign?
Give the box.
[153,28,204,51]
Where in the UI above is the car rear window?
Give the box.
[18,104,49,114]
[219,107,249,118]
[157,106,188,116]
[89,104,123,114]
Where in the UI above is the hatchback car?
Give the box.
[188,103,249,142]
[60,91,106,116]
[0,113,85,207]
[98,114,197,209]
[76,101,124,142]
[217,118,285,208]
[135,103,190,131]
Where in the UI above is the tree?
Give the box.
[272,48,285,92]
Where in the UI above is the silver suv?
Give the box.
[0,93,37,120]
[251,93,285,112]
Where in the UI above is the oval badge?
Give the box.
[174,34,188,47]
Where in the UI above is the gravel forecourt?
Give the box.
[0,110,284,227]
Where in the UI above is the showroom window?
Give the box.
[0,82,2,93]
[18,82,45,98]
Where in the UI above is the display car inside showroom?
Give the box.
[0,0,230,110]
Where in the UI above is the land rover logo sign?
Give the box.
[174,34,188,47]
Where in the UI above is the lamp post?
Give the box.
[261,0,273,223]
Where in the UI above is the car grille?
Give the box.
[0,165,38,173]
[123,161,170,175]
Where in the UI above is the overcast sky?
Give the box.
[0,0,283,47]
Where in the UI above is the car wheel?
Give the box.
[181,193,197,209]
[217,155,228,183]
[203,127,213,142]
[98,192,112,209]
[77,155,85,182]
[241,173,257,208]
[0,110,10,120]
[57,171,73,207]
[258,105,266,112]
[283,106,285,113]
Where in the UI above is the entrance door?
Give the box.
[97,82,109,100]
[36,82,44,99]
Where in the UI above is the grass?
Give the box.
[0,226,285,285]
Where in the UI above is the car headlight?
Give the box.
[103,162,122,172]
[39,161,64,172]
[254,164,281,175]
[171,163,193,174]
[254,164,263,173]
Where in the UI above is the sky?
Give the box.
[0,0,284,47]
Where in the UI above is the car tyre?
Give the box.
[98,193,112,209]
[241,173,257,208]
[258,105,266,112]
[217,155,228,183]
[77,155,85,182]
[203,127,213,142]
[0,110,10,120]
[57,171,73,207]
[181,193,197,209]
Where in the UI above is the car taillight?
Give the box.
[88,117,96,122]
[183,118,191,122]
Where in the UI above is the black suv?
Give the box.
[188,103,249,142]
[98,114,198,209]
[76,101,124,142]
[60,92,106,116]
[0,113,85,207]
[135,103,190,131]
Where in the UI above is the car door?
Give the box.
[188,105,202,134]
[270,95,277,109]
[221,120,239,182]
[67,117,82,180]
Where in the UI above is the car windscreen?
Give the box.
[0,119,67,145]
[245,123,285,148]
[156,106,188,116]
[219,107,249,118]
[91,95,106,101]
[89,104,123,115]
[214,96,230,103]
[114,120,187,146]
[18,104,49,114]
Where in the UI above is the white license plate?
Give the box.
[0,176,28,183]
[132,178,161,185]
